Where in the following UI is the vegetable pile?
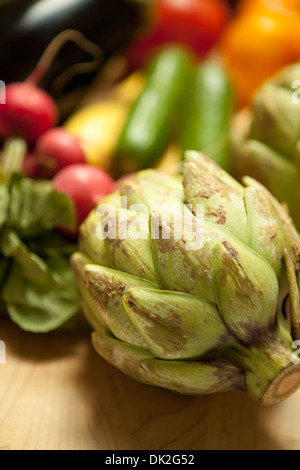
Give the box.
[0,0,146,117]
[0,32,118,331]
[1,0,300,405]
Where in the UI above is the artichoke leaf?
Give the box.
[212,239,279,345]
[83,264,158,347]
[92,331,155,385]
[183,152,248,244]
[251,85,300,159]
[140,359,245,395]
[124,287,232,360]
[92,331,245,395]
[71,252,109,333]
[120,169,185,211]
[103,209,157,283]
[243,176,300,261]
[150,210,242,303]
[232,138,300,230]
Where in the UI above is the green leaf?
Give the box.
[2,257,80,333]
[0,184,9,228]
[0,175,79,332]
[0,256,10,291]
[28,232,77,258]
[0,229,48,282]
[7,175,75,237]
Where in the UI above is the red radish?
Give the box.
[0,82,58,144]
[0,30,104,147]
[22,152,42,179]
[35,128,86,178]
[53,164,115,233]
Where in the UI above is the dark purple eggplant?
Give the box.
[0,0,151,118]
[224,0,240,8]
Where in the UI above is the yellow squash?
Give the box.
[65,73,145,170]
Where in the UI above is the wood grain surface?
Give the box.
[0,317,299,450]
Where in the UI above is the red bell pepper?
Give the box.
[126,0,230,68]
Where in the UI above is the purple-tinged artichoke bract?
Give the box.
[72,152,300,405]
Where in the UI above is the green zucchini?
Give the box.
[181,61,234,170]
[115,46,193,173]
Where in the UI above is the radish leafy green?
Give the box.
[0,174,80,332]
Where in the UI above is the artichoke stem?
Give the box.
[226,326,300,405]
[261,364,300,406]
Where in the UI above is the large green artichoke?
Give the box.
[231,63,300,229]
[72,152,300,405]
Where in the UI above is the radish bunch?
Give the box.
[0,31,116,235]
[0,78,115,236]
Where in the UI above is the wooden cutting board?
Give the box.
[0,316,299,450]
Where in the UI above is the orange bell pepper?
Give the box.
[238,0,300,13]
[219,0,300,105]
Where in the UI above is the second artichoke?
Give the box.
[231,63,300,229]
